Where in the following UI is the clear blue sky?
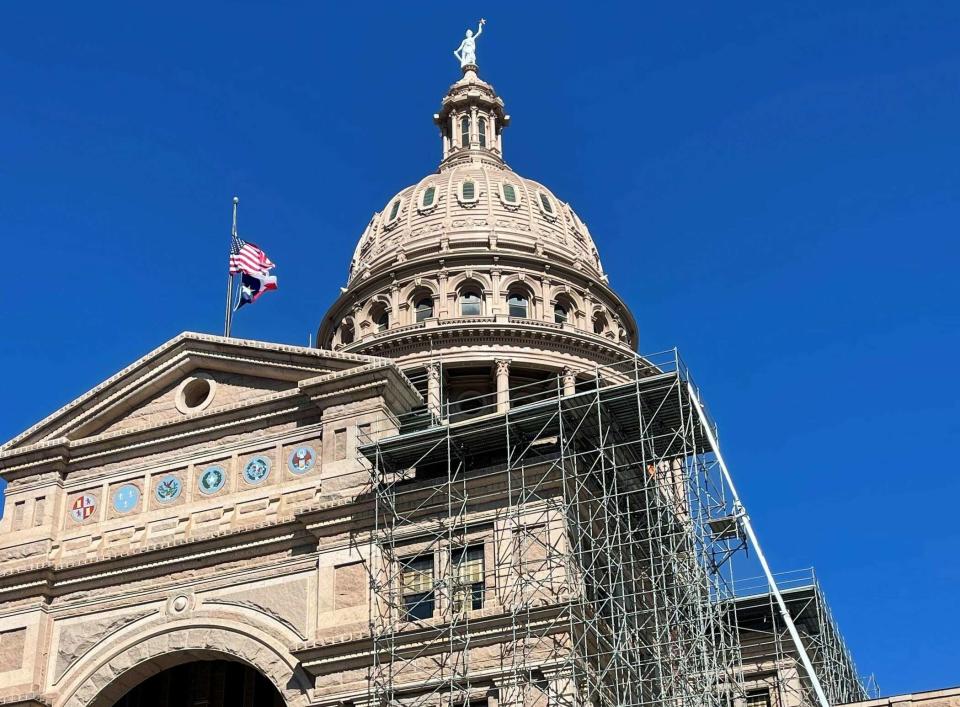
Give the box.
[1,1,957,696]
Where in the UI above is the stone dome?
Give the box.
[319,62,639,413]
[348,162,606,285]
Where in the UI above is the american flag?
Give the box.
[229,233,275,276]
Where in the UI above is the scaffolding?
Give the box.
[733,570,875,707]
[360,350,747,707]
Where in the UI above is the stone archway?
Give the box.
[62,625,311,707]
[111,658,282,706]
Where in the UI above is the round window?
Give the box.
[175,375,217,414]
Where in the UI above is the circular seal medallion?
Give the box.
[243,456,271,485]
[112,484,140,514]
[155,475,182,503]
[69,494,97,523]
[287,446,316,475]
[198,465,226,495]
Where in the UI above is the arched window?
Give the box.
[339,321,355,345]
[375,310,390,332]
[500,182,519,206]
[420,185,436,209]
[507,292,528,318]
[415,297,434,322]
[385,198,402,225]
[459,180,477,203]
[593,314,607,335]
[460,116,470,147]
[554,303,568,324]
[460,290,481,316]
[538,192,555,216]
[478,117,487,148]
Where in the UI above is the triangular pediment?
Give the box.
[2,332,382,451]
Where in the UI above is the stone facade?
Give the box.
[0,59,919,707]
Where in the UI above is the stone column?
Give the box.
[427,362,442,420]
[562,366,576,397]
[495,358,511,414]
[470,106,479,147]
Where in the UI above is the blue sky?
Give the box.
[1,1,958,696]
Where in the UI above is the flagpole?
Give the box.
[224,196,239,337]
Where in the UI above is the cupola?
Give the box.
[434,68,510,170]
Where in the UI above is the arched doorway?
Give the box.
[110,659,284,707]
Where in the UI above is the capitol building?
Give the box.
[0,35,951,707]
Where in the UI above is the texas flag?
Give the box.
[235,271,278,310]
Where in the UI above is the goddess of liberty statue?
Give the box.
[454,19,486,69]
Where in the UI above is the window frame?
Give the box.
[418,184,437,212]
[375,309,390,332]
[499,182,520,206]
[414,296,434,323]
[458,180,479,205]
[478,117,487,148]
[459,290,482,317]
[460,116,471,148]
[384,198,403,228]
[451,545,485,613]
[400,555,436,621]
[554,302,569,324]
[537,191,556,218]
[507,292,529,319]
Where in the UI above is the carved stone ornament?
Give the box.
[165,593,194,616]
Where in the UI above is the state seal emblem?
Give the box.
[198,465,226,495]
[112,484,140,514]
[155,475,182,502]
[70,494,97,523]
[243,456,271,485]
[287,446,316,474]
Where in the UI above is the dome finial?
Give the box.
[453,19,486,73]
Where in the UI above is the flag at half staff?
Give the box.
[235,271,278,311]
[229,232,275,276]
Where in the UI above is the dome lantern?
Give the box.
[433,68,511,170]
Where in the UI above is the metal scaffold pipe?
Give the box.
[686,382,832,707]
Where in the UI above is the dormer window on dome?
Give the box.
[419,185,437,211]
[458,180,478,205]
[537,192,555,217]
[499,182,520,206]
[385,198,402,228]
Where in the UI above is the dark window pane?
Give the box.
[554,304,568,324]
[403,591,435,620]
[422,186,435,207]
[508,294,528,318]
[460,291,481,316]
[461,117,470,146]
[415,298,433,322]
[502,183,517,203]
[462,181,475,201]
[478,117,487,147]
[388,199,401,221]
[539,192,553,214]
[376,311,389,331]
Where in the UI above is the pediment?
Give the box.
[2,332,382,451]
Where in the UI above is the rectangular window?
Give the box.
[452,545,485,612]
[12,501,25,531]
[401,555,435,620]
[502,183,517,204]
[461,181,476,201]
[334,428,347,460]
[746,690,771,707]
